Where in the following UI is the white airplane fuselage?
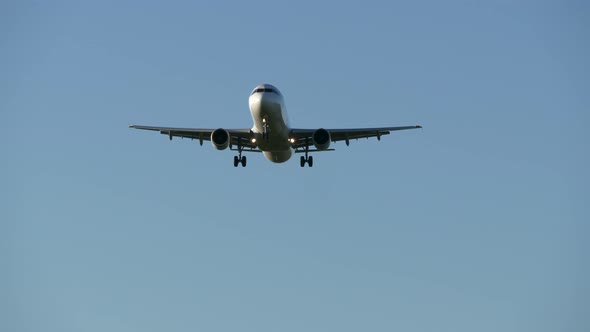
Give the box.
[248,84,293,163]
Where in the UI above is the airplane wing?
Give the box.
[129,125,257,149]
[289,125,422,149]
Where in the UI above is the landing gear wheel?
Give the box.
[308,156,313,167]
[241,155,247,167]
[234,156,239,167]
[300,156,306,167]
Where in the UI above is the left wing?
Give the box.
[129,125,257,149]
[289,125,422,149]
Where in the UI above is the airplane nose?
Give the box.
[250,93,279,109]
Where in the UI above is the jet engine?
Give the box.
[312,128,331,150]
[211,128,230,150]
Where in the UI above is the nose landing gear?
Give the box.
[262,117,270,140]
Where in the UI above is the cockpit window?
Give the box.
[251,88,279,95]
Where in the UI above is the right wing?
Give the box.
[129,125,257,149]
[289,125,422,149]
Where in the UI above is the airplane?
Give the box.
[129,84,421,167]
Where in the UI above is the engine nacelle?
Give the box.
[211,128,230,150]
[312,128,331,150]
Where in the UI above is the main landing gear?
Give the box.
[300,143,313,167]
[300,155,313,167]
[234,150,247,167]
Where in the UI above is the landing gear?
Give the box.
[300,155,313,167]
[234,151,247,167]
[300,143,313,167]
[299,138,313,167]
[262,117,270,140]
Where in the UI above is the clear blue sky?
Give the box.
[1,1,588,331]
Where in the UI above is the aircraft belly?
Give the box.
[255,124,290,150]
[263,150,293,163]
